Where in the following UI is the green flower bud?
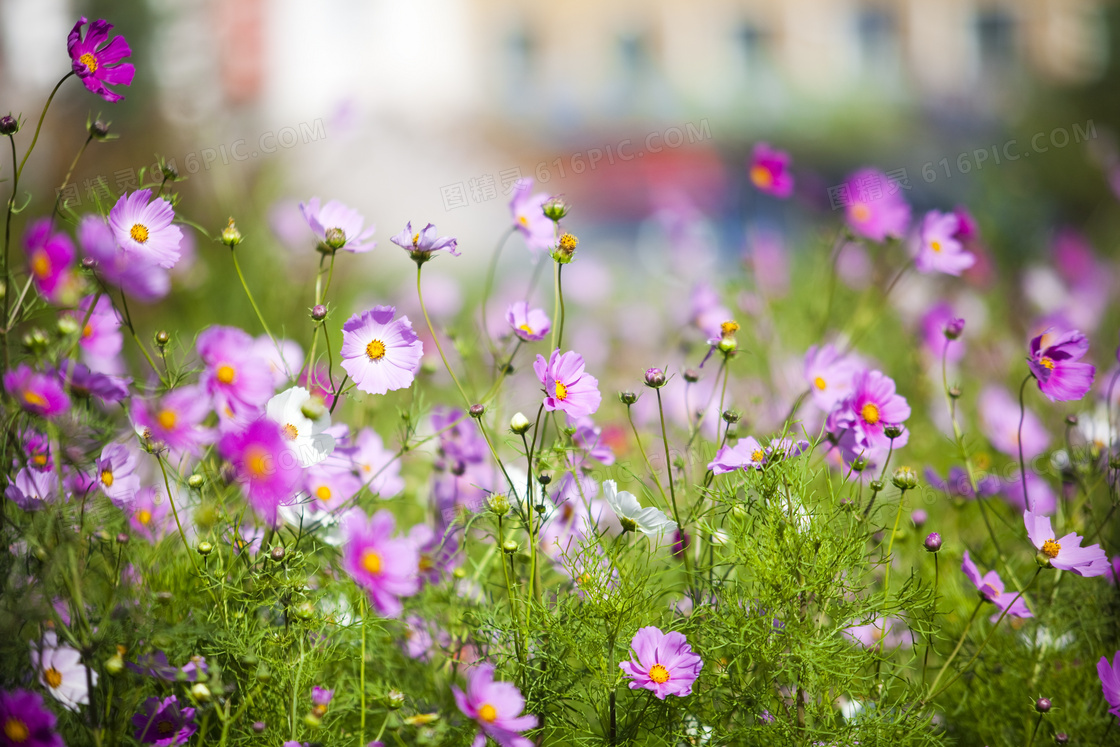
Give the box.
[221,218,242,248]
[510,412,531,435]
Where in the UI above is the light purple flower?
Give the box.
[961,550,1032,622]
[506,301,550,342]
[619,626,703,700]
[509,179,555,254]
[569,416,614,465]
[67,294,123,372]
[843,168,911,242]
[390,222,459,259]
[533,350,601,418]
[803,344,862,411]
[913,210,976,276]
[3,365,69,419]
[1099,651,1120,721]
[827,370,910,451]
[95,442,142,510]
[131,385,214,457]
[351,427,405,498]
[109,189,183,268]
[923,467,1000,501]
[1024,510,1109,577]
[63,362,130,404]
[219,419,303,526]
[68,17,134,102]
[402,615,449,662]
[0,688,64,747]
[130,487,172,543]
[78,214,170,302]
[24,219,76,303]
[708,436,767,474]
[748,142,794,198]
[843,617,912,649]
[30,631,95,711]
[5,467,60,511]
[300,197,375,253]
[340,306,423,396]
[341,509,420,617]
[305,460,362,513]
[920,303,965,363]
[452,663,538,747]
[979,385,1049,459]
[131,696,197,745]
[198,326,276,419]
[1000,473,1056,515]
[1029,328,1096,402]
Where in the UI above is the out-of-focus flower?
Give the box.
[920,303,965,363]
[3,365,69,418]
[803,344,863,412]
[1024,510,1109,577]
[533,350,601,418]
[842,168,910,242]
[913,210,976,276]
[619,626,703,699]
[0,688,64,747]
[219,419,302,526]
[197,326,275,419]
[265,386,335,468]
[506,302,550,342]
[452,663,538,747]
[748,143,794,198]
[129,486,172,543]
[961,550,1032,622]
[300,197,375,253]
[602,480,676,538]
[131,385,214,457]
[127,651,208,682]
[24,219,76,304]
[94,442,142,510]
[350,427,405,498]
[109,189,183,269]
[509,179,555,254]
[67,295,123,373]
[68,17,134,102]
[1099,651,1120,721]
[77,215,170,302]
[708,436,767,474]
[64,362,130,404]
[340,306,423,396]
[5,467,60,511]
[1028,328,1095,402]
[131,696,197,745]
[978,385,1049,459]
[30,631,95,711]
[843,617,912,649]
[341,510,420,617]
[1000,473,1056,515]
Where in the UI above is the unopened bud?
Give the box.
[221,218,242,248]
[197,541,213,556]
[188,474,204,489]
[252,722,266,734]
[89,119,111,140]
[948,385,962,399]
[154,330,170,347]
[300,397,326,421]
[869,480,884,493]
[891,466,918,491]
[542,196,569,222]
[1054,733,1069,744]
[469,404,485,419]
[502,539,518,554]
[160,162,179,181]
[1064,414,1078,426]
[721,410,740,424]
[386,689,405,709]
[510,412,530,435]
[644,367,667,388]
[269,546,285,562]
[311,304,327,322]
[487,493,510,516]
[924,532,942,553]
[190,683,211,702]
[944,318,965,340]
[683,368,700,383]
[57,317,79,336]
[105,652,125,675]
[324,227,347,250]
[0,115,18,136]
[850,456,869,473]
[619,391,638,406]
[1035,697,1051,713]
[884,424,904,440]
[537,473,551,486]
[117,533,130,544]
[718,337,738,354]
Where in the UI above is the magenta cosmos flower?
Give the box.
[452,663,538,747]
[4,365,69,418]
[506,301,550,342]
[0,689,63,747]
[1024,510,1109,577]
[509,179,555,254]
[340,306,423,396]
[341,509,420,617]
[533,350,601,419]
[219,419,302,526]
[68,17,134,102]
[827,370,910,451]
[913,210,976,276]
[109,189,183,268]
[961,550,1032,622]
[1028,328,1096,402]
[197,326,276,418]
[132,385,213,457]
[78,214,170,302]
[843,168,911,242]
[299,197,375,253]
[390,222,459,261]
[24,219,76,303]
[131,696,197,746]
[748,142,794,198]
[1099,652,1120,721]
[620,626,703,700]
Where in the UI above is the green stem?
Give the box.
[481,226,514,358]
[360,595,367,745]
[1017,373,1034,512]
[49,135,93,227]
[655,388,691,581]
[15,73,74,182]
[232,250,277,344]
[417,264,470,405]
[555,262,566,350]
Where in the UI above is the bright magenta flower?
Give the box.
[748,142,794,198]
[24,219,76,304]
[843,168,910,242]
[341,509,420,617]
[619,626,703,700]
[533,350,601,418]
[3,365,69,418]
[0,688,64,747]
[68,17,135,102]
[219,419,303,526]
[131,385,214,458]
[1099,651,1120,721]
[452,663,538,747]
[197,326,276,419]
[1028,328,1095,402]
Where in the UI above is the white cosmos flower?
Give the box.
[266,386,335,467]
[601,480,676,538]
[30,631,96,711]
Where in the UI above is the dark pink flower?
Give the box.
[68,294,122,372]
[748,142,794,198]
[3,365,69,418]
[619,626,703,700]
[24,219,76,304]
[827,370,910,452]
[843,168,910,242]
[961,550,1032,622]
[452,663,538,747]
[1024,510,1109,577]
[1028,328,1095,402]
[197,326,276,418]
[129,487,172,543]
[219,419,302,526]
[533,350,601,418]
[131,385,214,458]
[341,510,420,617]
[1099,651,1120,721]
[68,17,135,102]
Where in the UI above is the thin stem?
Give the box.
[1017,373,1034,512]
[481,226,514,358]
[1025,712,1043,747]
[157,455,201,578]
[624,404,670,512]
[232,250,277,343]
[655,388,692,582]
[549,260,561,352]
[49,135,93,228]
[417,264,470,405]
[924,599,983,699]
[556,262,566,350]
[15,73,74,182]
[360,595,367,746]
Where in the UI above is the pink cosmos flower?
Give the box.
[803,344,863,411]
[68,295,123,372]
[64,362,130,404]
[129,486,172,543]
[999,474,1056,516]
[533,350,601,418]
[340,509,420,617]
[748,142,794,198]
[843,168,911,242]
[1099,651,1120,721]
[77,214,170,302]
[351,427,405,497]
[31,631,96,711]
[708,436,766,474]
[827,370,910,451]
[108,189,183,268]
[1024,510,1109,577]
[506,302,550,342]
[4,365,69,419]
[131,385,214,458]
[5,467,59,511]
[979,385,1049,459]
[1028,328,1096,402]
[452,663,538,747]
[0,688,64,747]
[68,17,134,102]
[913,210,976,276]
[961,550,1032,622]
[509,178,555,254]
[305,461,362,513]
[843,617,912,649]
[24,219,76,304]
[299,197,376,253]
[390,222,459,260]
[219,419,302,526]
[619,626,703,700]
[95,442,142,510]
[197,326,276,419]
[254,336,303,389]
[340,306,423,396]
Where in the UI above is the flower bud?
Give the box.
[1054,733,1069,745]
[911,508,928,528]
[324,227,347,251]
[619,391,638,406]
[469,404,485,419]
[386,689,405,709]
[311,304,327,322]
[300,397,326,421]
[117,533,130,544]
[269,546,286,562]
[303,713,321,728]
[154,330,170,347]
[502,539,518,554]
[542,197,569,222]
[948,385,962,399]
[197,541,213,556]
[57,316,79,336]
[510,412,530,435]
[22,328,48,351]
[883,424,904,440]
[105,652,125,675]
[721,409,740,424]
[1064,414,1078,426]
[891,466,918,491]
[553,233,578,263]
[255,665,272,683]
[188,474,204,489]
[1035,697,1051,713]
[683,368,700,383]
[89,119,111,140]
[850,456,869,473]
[221,218,242,248]
[252,722,267,734]
[191,683,211,702]
[487,493,510,516]
[644,367,667,389]
[869,480,884,493]
[294,602,315,621]
[718,337,738,354]
[923,532,942,553]
[161,162,180,181]
[944,318,965,340]
[1036,551,1054,569]
[537,472,551,486]
[0,115,18,136]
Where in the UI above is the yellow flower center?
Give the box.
[83,323,94,338]
[366,339,386,361]
[361,549,382,574]
[32,454,47,467]
[22,391,47,408]
[554,380,568,401]
[518,324,534,335]
[79,52,98,72]
[750,164,773,188]
[137,509,152,525]
[315,485,331,501]
[216,364,236,384]
[3,717,29,743]
[648,664,670,684]
[245,445,272,479]
[30,250,51,278]
[156,409,177,431]
[101,469,114,487]
[281,423,299,441]
[1038,356,1055,370]
[1041,539,1061,558]
[518,215,529,227]
[412,232,421,246]
[861,402,880,425]
[851,203,871,222]
[813,376,827,390]
[751,449,765,462]
[130,224,150,244]
[478,703,498,723]
[558,233,578,252]
[929,240,942,252]
[720,320,740,337]
[44,667,63,688]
